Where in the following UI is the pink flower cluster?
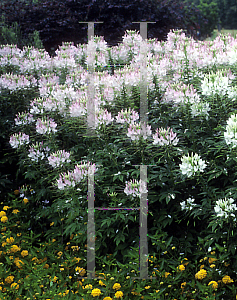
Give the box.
[153,127,179,146]
[9,132,30,149]
[57,161,98,190]
[15,111,34,126]
[69,98,87,117]
[127,122,152,141]
[48,150,71,168]
[0,73,37,93]
[115,108,139,124]
[28,141,50,162]
[124,179,148,197]
[36,117,57,135]
[95,109,114,128]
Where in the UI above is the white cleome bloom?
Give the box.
[224,114,237,148]
[214,198,237,220]
[179,153,207,177]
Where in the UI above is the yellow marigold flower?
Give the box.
[99,280,106,286]
[21,250,28,257]
[200,264,205,269]
[103,297,112,300]
[195,269,207,280]
[181,282,186,289]
[0,211,6,217]
[10,245,21,253]
[50,222,54,226]
[209,257,217,264]
[11,282,19,289]
[52,239,56,242]
[3,206,9,210]
[17,233,21,237]
[222,275,234,284]
[53,276,58,282]
[204,257,208,261]
[12,209,19,214]
[43,264,49,269]
[165,272,171,278]
[23,198,29,204]
[163,251,168,254]
[115,291,123,298]
[181,258,189,265]
[2,242,7,247]
[5,276,14,284]
[57,251,63,257]
[210,264,215,268]
[1,216,8,223]
[75,267,86,276]
[224,262,230,267]
[6,237,14,244]
[91,288,101,297]
[145,286,151,289]
[113,283,121,290]
[172,246,175,250]
[85,284,93,289]
[208,281,218,289]
[177,264,185,271]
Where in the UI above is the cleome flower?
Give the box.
[224,114,237,148]
[214,197,237,221]
[179,152,207,177]
[124,179,148,198]
[153,127,179,146]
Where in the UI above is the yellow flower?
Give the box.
[75,267,86,276]
[163,251,168,254]
[209,257,217,264]
[115,291,123,298]
[21,250,28,257]
[14,258,24,268]
[113,283,121,290]
[12,209,19,214]
[0,211,6,217]
[177,264,185,271]
[145,286,151,289]
[10,245,21,253]
[172,246,176,250]
[1,216,8,223]
[3,206,10,210]
[57,251,63,257]
[181,258,189,266]
[2,242,7,247]
[195,269,207,280]
[103,297,112,300]
[53,276,58,282]
[210,264,215,268]
[222,275,234,284]
[85,284,93,289]
[99,280,106,286]
[11,282,19,289]
[6,237,14,244]
[181,282,186,289]
[43,264,49,269]
[165,272,171,278]
[17,233,21,237]
[91,288,101,297]
[208,281,218,289]
[50,222,54,226]
[5,276,14,284]
[23,198,29,204]
[14,190,20,195]
[200,264,205,269]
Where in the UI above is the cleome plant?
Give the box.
[0,29,237,299]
